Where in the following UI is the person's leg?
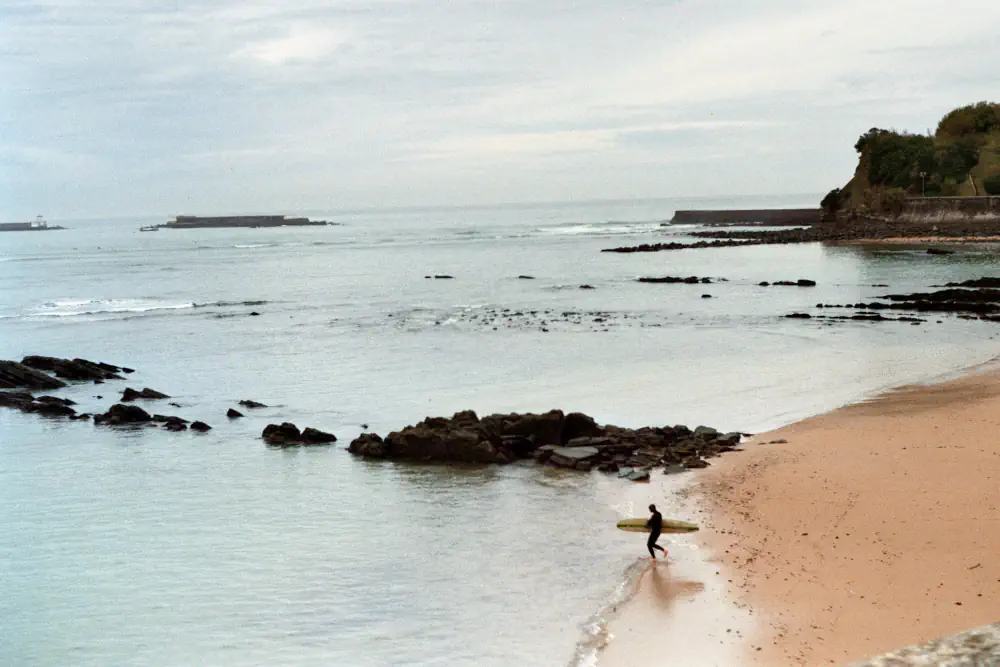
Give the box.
[647,533,657,558]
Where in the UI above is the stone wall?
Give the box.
[899,196,1000,223]
[847,622,1000,666]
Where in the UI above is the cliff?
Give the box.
[826,102,1000,219]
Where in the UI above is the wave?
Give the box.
[535,221,665,237]
[30,298,196,318]
[568,558,648,667]
[22,298,271,320]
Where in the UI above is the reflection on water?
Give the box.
[639,561,706,612]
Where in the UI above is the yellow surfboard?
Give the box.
[616,518,699,534]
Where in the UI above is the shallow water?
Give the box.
[2,197,999,665]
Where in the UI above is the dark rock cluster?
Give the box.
[262,423,338,446]
[348,410,742,475]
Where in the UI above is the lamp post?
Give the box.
[919,171,927,197]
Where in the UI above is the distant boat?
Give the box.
[139,225,159,232]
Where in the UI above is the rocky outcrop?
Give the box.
[761,279,817,287]
[638,276,712,284]
[0,361,68,390]
[239,399,267,409]
[348,410,742,473]
[190,421,212,432]
[262,423,336,446]
[227,408,244,419]
[94,403,152,425]
[0,392,80,418]
[121,387,170,402]
[21,356,123,382]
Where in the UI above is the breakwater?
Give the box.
[157,215,329,229]
[670,208,822,225]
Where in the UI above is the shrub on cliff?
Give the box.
[985,174,1000,196]
[936,102,1000,139]
[820,188,842,214]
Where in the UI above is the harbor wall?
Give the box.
[670,209,822,225]
[898,196,1000,223]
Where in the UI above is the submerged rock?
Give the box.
[227,408,244,419]
[190,421,212,432]
[239,399,268,409]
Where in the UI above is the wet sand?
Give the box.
[697,368,1000,665]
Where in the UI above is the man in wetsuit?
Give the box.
[646,504,666,559]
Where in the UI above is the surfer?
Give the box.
[646,504,666,559]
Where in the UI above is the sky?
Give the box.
[2,0,1000,219]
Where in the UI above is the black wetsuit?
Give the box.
[646,510,665,557]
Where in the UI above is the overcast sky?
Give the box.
[2,0,999,218]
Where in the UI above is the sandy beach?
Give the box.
[602,366,1000,666]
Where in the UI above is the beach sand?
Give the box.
[601,367,1000,666]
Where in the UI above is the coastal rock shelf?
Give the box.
[1,356,127,389]
[348,410,742,474]
[603,219,1000,253]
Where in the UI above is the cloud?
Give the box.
[3,0,1000,217]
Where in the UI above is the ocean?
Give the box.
[2,195,999,666]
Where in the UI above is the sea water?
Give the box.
[2,196,999,666]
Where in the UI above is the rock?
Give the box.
[263,422,301,445]
[716,432,742,447]
[433,275,454,279]
[249,311,260,316]
[548,446,600,467]
[702,294,713,298]
[533,444,558,463]
[693,425,719,439]
[786,313,812,319]
[518,275,536,280]
[0,360,67,390]
[597,462,619,473]
[94,403,152,425]
[240,399,268,409]
[301,427,337,444]
[926,248,954,255]
[153,414,188,424]
[563,412,604,442]
[579,284,595,289]
[190,421,212,432]
[227,408,244,419]
[122,387,170,401]
[637,276,712,284]
[626,469,651,482]
[164,421,188,432]
[348,433,386,457]
[168,402,182,408]
[36,395,76,406]
[683,457,710,469]
[21,356,122,382]
[759,281,770,286]
[0,391,35,410]
[31,400,77,417]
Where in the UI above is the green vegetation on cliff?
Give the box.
[826,102,1000,216]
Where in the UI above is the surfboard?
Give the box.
[616,518,699,534]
